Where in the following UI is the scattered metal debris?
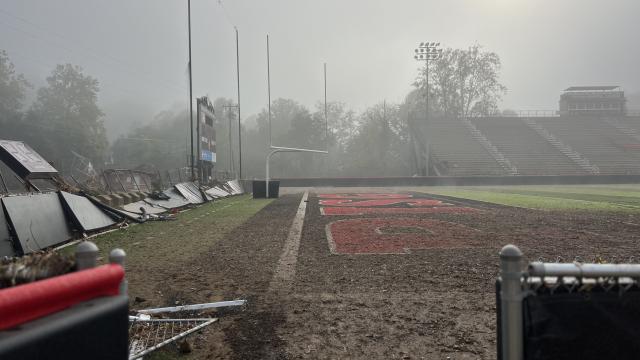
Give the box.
[128,318,218,360]
[137,300,247,315]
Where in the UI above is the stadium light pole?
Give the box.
[414,41,442,176]
[235,27,242,180]
[187,0,195,181]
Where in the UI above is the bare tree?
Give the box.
[415,44,507,118]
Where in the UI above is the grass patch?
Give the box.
[422,185,640,212]
[62,195,273,262]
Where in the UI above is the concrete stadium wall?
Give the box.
[272,175,640,187]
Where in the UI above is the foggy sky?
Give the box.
[2,0,639,139]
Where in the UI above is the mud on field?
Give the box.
[127,190,640,360]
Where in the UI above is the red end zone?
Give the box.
[321,206,477,215]
[318,192,481,254]
[326,218,481,254]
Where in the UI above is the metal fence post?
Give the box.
[500,244,523,360]
[75,241,99,270]
[109,248,128,295]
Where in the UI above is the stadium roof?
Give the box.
[564,86,620,91]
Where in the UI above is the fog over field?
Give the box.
[1,0,640,181]
[2,0,639,140]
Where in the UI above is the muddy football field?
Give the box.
[124,188,640,360]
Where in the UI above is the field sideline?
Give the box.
[418,184,640,212]
[73,185,640,358]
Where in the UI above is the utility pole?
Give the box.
[413,41,442,176]
[235,27,242,179]
[267,34,272,146]
[187,0,195,181]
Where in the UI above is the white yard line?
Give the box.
[269,191,309,291]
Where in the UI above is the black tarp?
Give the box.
[2,193,72,254]
[252,180,279,198]
[59,191,116,232]
[0,296,129,360]
[497,280,640,360]
[0,204,15,257]
[523,288,640,360]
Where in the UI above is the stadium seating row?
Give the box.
[426,116,640,176]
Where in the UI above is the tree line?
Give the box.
[0,43,505,180]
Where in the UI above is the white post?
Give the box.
[75,241,99,270]
[500,244,523,360]
[109,248,128,295]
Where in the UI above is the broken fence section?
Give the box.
[0,180,245,258]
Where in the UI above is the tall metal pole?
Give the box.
[414,42,441,176]
[187,0,195,181]
[324,62,328,148]
[267,34,272,147]
[235,27,242,180]
[424,60,430,176]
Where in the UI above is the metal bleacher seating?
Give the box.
[471,117,587,175]
[535,116,640,175]
[428,117,506,176]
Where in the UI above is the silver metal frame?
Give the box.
[128,318,218,360]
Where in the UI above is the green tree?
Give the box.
[28,64,108,171]
[0,50,31,139]
[111,107,189,172]
[343,102,410,176]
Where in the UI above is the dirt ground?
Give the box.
[121,188,640,360]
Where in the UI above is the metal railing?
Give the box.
[498,244,640,360]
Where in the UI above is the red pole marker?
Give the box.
[0,264,124,330]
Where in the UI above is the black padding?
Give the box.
[0,296,129,360]
[252,180,279,198]
[0,204,15,257]
[59,191,115,232]
[523,288,640,360]
[2,193,72,254]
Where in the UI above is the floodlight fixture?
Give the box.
[414,41,442,62]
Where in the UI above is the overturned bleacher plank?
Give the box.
[0,210,15,258]
[59,192,117,233]
[174,183,204,204]
[2,193,73,255]
[122,201,167,215]
[144,189,191,209]
[205,186,230,198]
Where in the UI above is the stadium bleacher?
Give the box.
[471,117,587,175]
[536,116,640,174]
[427,117,506,176]
[425,115,640,176]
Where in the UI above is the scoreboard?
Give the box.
[197,98,216,163]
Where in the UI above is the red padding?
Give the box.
[0,264,124,330]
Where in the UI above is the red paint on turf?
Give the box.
[326,218,481,254]
[321,206,477,215]
[319,199,446,207]
[318,193,413,199]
